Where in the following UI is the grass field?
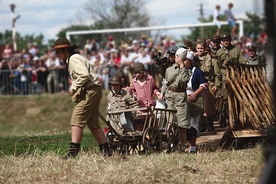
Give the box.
[0,92,268,183]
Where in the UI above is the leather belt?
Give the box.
[168,86,186,92]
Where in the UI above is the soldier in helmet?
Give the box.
[246,44,266,65]
[107,75,140,133]
[53,38,111,158]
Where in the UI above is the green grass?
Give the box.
[0,133,98,157]
[0,90,109,137]
[0,90,110,156]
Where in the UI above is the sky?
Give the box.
[0,0,264,44]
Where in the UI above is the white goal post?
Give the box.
[66,20,244,41]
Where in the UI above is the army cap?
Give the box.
[167,46,178,54]
[247,44,257,51]
[221,33,231,40]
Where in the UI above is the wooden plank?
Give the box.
[231,129,267,138]
[249,67,276,123]
[108,107,149,114]
[253,67,275,109]
[241,77,266,127]
[228,71,261,129]
[227,85,234,129]
[229,65,240,128]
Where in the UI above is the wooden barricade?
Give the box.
[219,63,275,148]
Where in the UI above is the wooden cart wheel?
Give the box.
[105,129,118,153]
[167,123,180,152]
[128,142,143,155]
[142,127,162,154]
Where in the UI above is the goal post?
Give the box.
[66,20,244,41]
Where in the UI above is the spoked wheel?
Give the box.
[105,129,118,153]
[142,127,162,154]
[167,123,180,152]
[128,141,143,155]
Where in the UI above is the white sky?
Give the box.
[0,0,264,43]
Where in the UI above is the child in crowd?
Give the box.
[107,75,140,133]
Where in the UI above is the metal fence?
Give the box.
[0,64,162,95]
[0,68,70,95]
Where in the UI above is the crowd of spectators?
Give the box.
[0,31,267,95]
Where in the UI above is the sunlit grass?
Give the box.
[0,147,264,184]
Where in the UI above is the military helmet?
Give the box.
[109,75,122,85]
[221,33,231,40]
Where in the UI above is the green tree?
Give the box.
[243,12,266,41]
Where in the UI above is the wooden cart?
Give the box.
[104,107,178,155]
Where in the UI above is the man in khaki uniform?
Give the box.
[246,44,266,65]
[216,33,245,80]
[53,38,111,158]
[161,47,190,151]
[216,33,245,128]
